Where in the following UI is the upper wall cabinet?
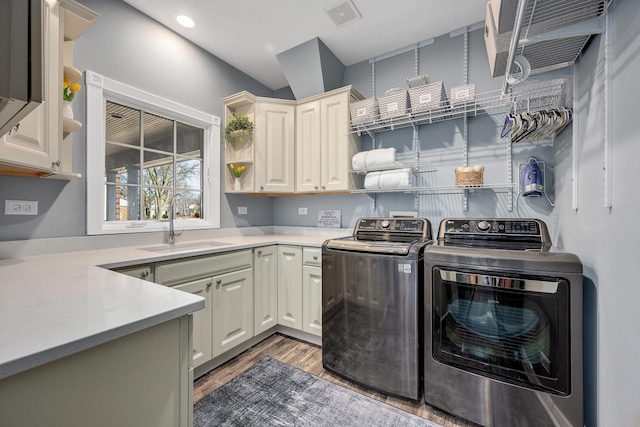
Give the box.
[255,100,296,193]
[223,92,296,194]
[0,0,98,179]
[296,86,363,193]
[224,85,363,195]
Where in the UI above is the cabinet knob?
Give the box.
[140,271,149,278]
[321,186,326,190]
[206,281,213,288]
[216,279,222,289]
[8,123,20,136]
[314,186,319,190]
[260,186,264,190]
[257,250,262,256]
[313,255,318,260]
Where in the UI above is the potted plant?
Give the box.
[224,113,254,143]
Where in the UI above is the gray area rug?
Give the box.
[194,357,442,427]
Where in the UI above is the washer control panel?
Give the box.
[354,217,432,240]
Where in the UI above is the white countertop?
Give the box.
[0,232,341,381]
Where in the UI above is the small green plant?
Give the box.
[224,113,254,142]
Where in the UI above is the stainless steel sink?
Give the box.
[139,241,230,253]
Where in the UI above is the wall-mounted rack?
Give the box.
[500,0,612,95]
[350,79,566,136]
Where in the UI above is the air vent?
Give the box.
[324,0,361,27]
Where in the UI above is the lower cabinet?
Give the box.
[173,278,213,368]
[212,268,254,356]
[113,244,324,374]
[155,250,254,369]
[277,245,323,337]
[277,245,303,329]
[302,264,322,336]
[254,245,278,335]
[0,316,192,427]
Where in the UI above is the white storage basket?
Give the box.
[450,84,476,106]
[350,98,379,126]
[378,90,409,121]
[409,81,447,113]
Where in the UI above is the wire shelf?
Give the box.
[349,162,437,175]
[353,183,516,195]
[502,0,612,93]
[350,79,566,134]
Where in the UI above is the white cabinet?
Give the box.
[0,0,97,179]
[277,245,303,329]
[174,278,213,368]
[302,265,322,336]
[212,268,254,356]
[255,100,296,193]
[277,245,323,337]
[295,100,321,192]
[254,245,278,335]
[0,0,60,175]
[302,247,323,336]
[296,87,363,193]
[222,94,296,194]
[155,250,254,366]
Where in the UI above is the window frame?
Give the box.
[86,70,220,235]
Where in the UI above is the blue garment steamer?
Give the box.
[521,158,544,197]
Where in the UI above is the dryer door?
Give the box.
[431,267,571,395]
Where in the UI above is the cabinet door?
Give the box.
[0,0,60,171]
[295,100,321,193]
[320,91,360,192]
[173,278,213,369]
[255,101,295,192]
[302,265,323,337]
[277,245,303,330]
[212,268,254,357]
[254,245,278,335]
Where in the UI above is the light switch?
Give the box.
[298,207,307,215]
[238,206,247,215]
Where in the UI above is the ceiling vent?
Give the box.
[323,0,361,27]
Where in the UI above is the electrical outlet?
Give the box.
[298,207,307,215]
[5,200,38,215]
[238,206,247,215]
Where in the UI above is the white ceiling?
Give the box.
[120,0,486,90]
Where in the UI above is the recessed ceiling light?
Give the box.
[176,15,196,28]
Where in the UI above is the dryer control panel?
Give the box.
[437,218,552,249]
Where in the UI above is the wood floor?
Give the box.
[193,333,474,427]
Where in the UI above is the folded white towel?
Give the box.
[351,151,368,170]
[364,171,381,190]
[379,168,413,189]
[365,148,397,169]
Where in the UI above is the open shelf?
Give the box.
[350,79,567,135]
[63,117,82,134]
[63,65,82,83]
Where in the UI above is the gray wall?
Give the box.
[274,28,556,234]
[0,0,277,241]
[556,0,640,425]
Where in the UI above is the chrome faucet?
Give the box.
[168,193,184,244]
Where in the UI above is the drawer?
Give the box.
[303,247,322,266]
[113,264,154,282]
[155,249,252,286]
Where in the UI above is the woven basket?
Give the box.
[455,167,484,186]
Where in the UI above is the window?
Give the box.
[86,71,220,235]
